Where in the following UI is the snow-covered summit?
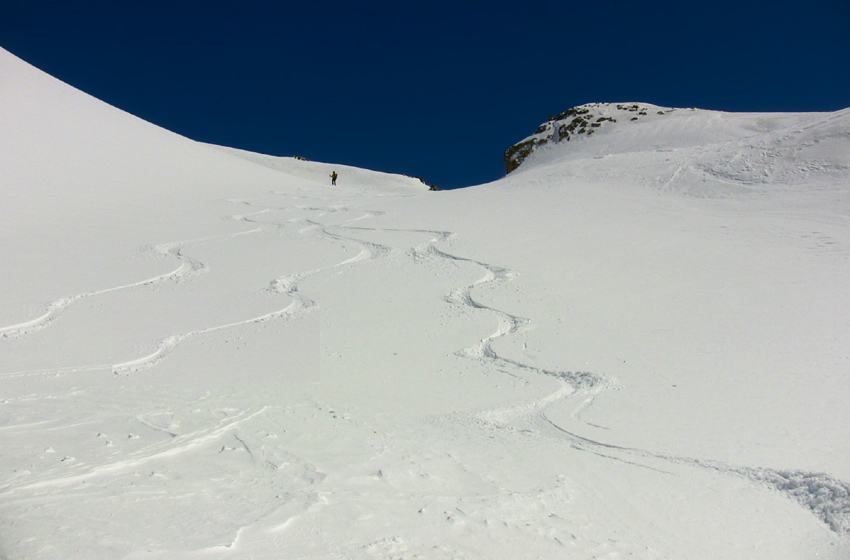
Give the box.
[505,102,676,172]
[504,102,850,195]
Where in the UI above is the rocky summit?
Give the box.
[504,102,678,173]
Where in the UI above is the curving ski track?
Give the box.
[357,216,850,537]
[0,227,262,340]
[3,195,847,537]
[112,212,394,376]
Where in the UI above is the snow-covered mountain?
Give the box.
[2,46,849,560]
[506,101,850,196]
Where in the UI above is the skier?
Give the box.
[330,171,338,185]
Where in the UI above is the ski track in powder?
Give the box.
[0,200,399,379]
[264,198,850,538]
[114,206,397,376]
[436,244,850,537]
[335,207,850,537]
[0,227,262,341]
[4,189,848,540]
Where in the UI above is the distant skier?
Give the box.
[330,171,338,185]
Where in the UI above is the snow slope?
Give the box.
[1,47,849,559]
[507,102,850,197]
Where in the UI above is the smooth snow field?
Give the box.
[1,48,849,559]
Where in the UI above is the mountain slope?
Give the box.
[212,145,430,193]
[506,102,850,197]
[1,48,849,560]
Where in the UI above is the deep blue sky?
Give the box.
[3,0,849,188]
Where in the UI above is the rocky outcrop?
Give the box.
[504,138,545,174]
[504,103,675,173]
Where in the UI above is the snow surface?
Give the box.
[1,47,849,559]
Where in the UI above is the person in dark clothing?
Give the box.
[330,171,338,185]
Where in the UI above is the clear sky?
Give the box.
[3,0,849,189]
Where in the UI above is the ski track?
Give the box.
[509,371,850,537]
[388,216,850,537]
[1,203,394,380]
[0,227,263,341]
[4,194,848,539]
[427,241,608,393]
[537,406,850,534]
[310,205,850,537]
[112,208,398,376]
